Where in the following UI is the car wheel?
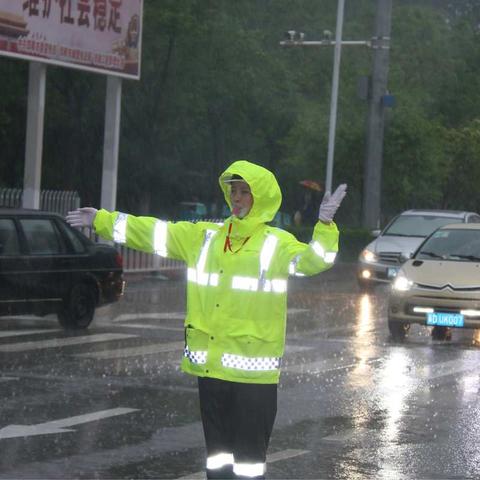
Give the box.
[431,326,452,341]
[388,318,410,340]
[58,283,96,329]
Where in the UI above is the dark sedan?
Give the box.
[0,208,124,329]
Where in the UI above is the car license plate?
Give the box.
[426,312,464,328]
[387,267,398,278]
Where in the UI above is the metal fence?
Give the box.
[0,189,222,274]
[0,188,80,216]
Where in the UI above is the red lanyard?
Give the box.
[223,221,250,253]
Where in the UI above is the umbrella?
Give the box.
[299,180,322,192]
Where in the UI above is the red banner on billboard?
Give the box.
[0,0,143,79]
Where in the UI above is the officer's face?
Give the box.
[230,181,253,218]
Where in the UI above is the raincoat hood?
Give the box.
[219,160,282,236]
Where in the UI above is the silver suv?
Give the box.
[357,209,480,290]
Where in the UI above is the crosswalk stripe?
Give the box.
[74,341,185,359]
[74,342,311,361]
[0,333,136,353]
[113,312,185,322]
[283,357,381,375]
[174,448,310,480]
[417,359,480,380]
[0,329,61,338]
[113,308,308,324]
[117,323,184,331]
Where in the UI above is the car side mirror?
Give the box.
[371,229,381,237]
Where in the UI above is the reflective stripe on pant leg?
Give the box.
[233,462,265,477]
[231,382,277,478]
[206,452,235,479]
[207,452,234,470]
[198,377,235,478]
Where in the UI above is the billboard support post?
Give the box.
[23,61,46,209]
[100,75,122,212]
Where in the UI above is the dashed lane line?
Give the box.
[0,329,61,338]
[113,308,308,324]
[74,342,312,360]
[117,323,184,331]
[0,333,136,353]
[74,341,185,359]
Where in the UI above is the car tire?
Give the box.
[431,326,452,341]
[388,318,410,341]
[58,283,96,329]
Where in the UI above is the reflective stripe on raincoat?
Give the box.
[93,160,339,384]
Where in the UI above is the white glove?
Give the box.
[66,207,98,228]
[318,184,347,223]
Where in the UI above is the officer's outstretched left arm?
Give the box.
[286,184,347,277]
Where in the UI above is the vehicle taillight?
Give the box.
[115,253,123,267]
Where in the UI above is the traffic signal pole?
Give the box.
[280,0,370,194]
[362,0,393,229]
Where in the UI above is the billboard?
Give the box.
[0,0,143,79]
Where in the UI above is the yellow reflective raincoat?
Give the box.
[94,160,339,384]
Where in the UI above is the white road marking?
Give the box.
[0,408,139,439]
[287,308,310,315]
[0,376,19,382]
[417,359,480,380]
[74,341,185,359]
[284,357,382,375]
[75,342,311,360]
[175,449,310,479]
[113,312,185,322]
[118,323,183,331]
[0,333,136,353]
[113,308,306,325]
[0,329,61,338]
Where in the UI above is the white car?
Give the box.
[357,209,480,290]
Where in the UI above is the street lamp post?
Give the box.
[280,0,370,193]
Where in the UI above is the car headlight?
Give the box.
[392,274,414,291]
[360,248,377,263]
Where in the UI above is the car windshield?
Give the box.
[383,215,460,237]
[417,229,480,261]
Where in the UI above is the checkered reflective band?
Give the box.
[184,345,207,365]
[221,353,281,371]
[113,213,128,244]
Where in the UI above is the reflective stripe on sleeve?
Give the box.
[233,462,265,477]
[153,220,168,257]
[260,234,278,276]
[222,353,281,371]
[184,345,207,365]
[207,453,234,470]
[113,213,128,244]
[310,241,337,264]
[289,255,306,277]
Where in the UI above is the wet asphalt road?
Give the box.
[1,263,480,479]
